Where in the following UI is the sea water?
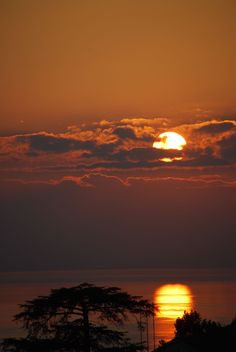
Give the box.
[0,268,235,349]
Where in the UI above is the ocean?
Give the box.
[0,268,235,349]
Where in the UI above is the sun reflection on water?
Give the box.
[153,284,193,342]
[155,284,193,319]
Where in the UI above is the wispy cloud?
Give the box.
[0,118,235,183]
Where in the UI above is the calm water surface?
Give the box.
[0,268,235,349]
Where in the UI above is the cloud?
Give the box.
[0,118,236,181]
[195,121,235,134]
[218,132,236,162]
[120,117,169,127]
[111,147,182,162]
[16,133,96,154]
[59,173,128,187]
[113,127,137,140]
[5,172,236,189]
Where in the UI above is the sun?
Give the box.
[153,132,187,151]
[154,284,193,319]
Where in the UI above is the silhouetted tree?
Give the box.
[175,310,203,338]
[169,310,236,352]
[174,310,221,339]
[3,283,155,352]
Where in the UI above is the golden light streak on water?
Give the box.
[155,284,193,319]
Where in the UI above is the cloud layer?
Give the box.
[1,118,236,272]
[0,118,236,185]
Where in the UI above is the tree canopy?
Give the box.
[3,283,156,352]
[170,310,236,352]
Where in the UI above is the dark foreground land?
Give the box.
[155,310,236,352]
[1,283,235,352]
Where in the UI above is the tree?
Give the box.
[174,310,203,338]
[153,311,236,352]
[172,310,236,352]
[174,310,221,339]
[6,283,155,352]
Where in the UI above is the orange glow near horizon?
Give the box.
[155,284,193,319]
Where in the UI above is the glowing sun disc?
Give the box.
[153,132,187,150]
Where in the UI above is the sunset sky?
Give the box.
[0,0,235,271]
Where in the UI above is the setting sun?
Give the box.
[153,132,187,151]
[155,284,193,319]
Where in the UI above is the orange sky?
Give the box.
[1,0,236,132]
[0,1,235,272]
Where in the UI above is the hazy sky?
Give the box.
[0,1,235,272]
[1,0,236,132]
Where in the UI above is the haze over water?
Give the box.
[1,268,235,347]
